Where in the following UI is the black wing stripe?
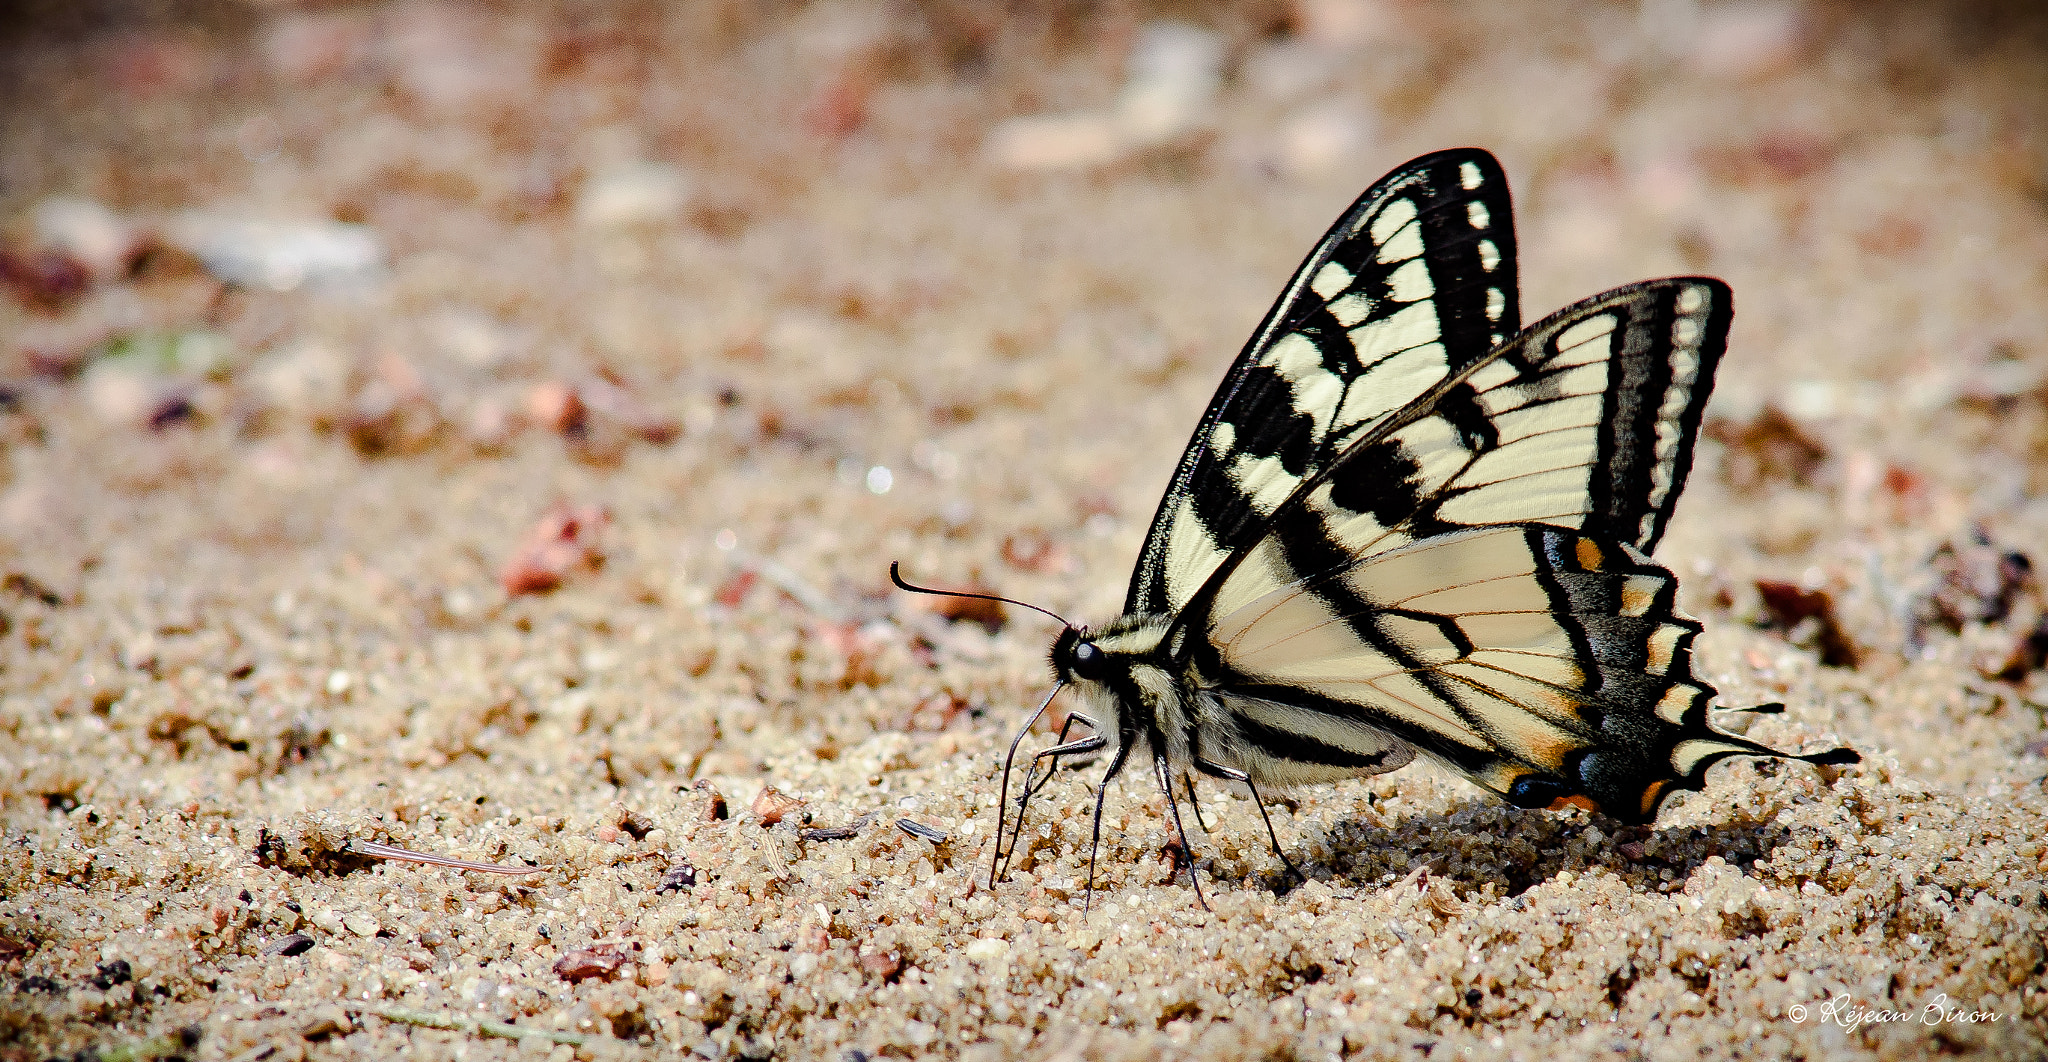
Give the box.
[1224,701,1417,772]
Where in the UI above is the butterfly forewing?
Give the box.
[1128,148,1521,616]
[1187,277,1730,631]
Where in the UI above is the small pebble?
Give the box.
[656,863,699,893]
[166,214,384,291]
[552,946,628,984]
[575,163,691,230]
[498,504,610,596]
[752,785,806,827]
[264,933,315,957]
[695,780,729,822]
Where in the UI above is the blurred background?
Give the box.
[5,3,2048,1058]
[4,0,2047,655]
[4,0,2048,781]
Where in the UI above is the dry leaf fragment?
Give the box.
[1705,406,1828,489]
[1754,580,1860,668]
[799,811,876,842]
[895,817,948,844]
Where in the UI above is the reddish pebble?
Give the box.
[499,504,610,596]
[858,950,903,982]
[0,248,92,312]
[751,785,806,826]
[527,380,585,435]
[804,67,873,140]
[797,923,830,954]
[552,946,627,984]
[712,569,758,609]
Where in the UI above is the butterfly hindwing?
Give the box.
[1128,148,1521,617]
[1199,524,1797,820]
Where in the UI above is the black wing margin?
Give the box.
[1126,148,1522,616]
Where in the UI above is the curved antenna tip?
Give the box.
[886,561,1073,629]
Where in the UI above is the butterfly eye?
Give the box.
[1069,641,1112,682]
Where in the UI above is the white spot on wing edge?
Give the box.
[1467,201,1490,229]
[1459,160,1482,190]
[1553,315,1618,360]
[1466,357,1519,392]
[1371,198,1423,263]
[1311,261,1353,300]
[1478,239,1501,272]
[1369,196,1419,244]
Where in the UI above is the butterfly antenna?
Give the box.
[890,562,1073,628]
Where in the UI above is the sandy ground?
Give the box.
[3,1,2047,1059]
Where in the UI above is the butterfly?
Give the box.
[896,147,1857,908]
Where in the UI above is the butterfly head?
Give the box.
[1048,617,1168,687]
[1048,625,1109,684]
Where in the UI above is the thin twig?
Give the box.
[92,1029,199,1062]
[348,839,545,875]
[798,811,877,842]
[744,553,847,622]
[347,1004,593,1047]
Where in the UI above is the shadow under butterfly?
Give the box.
[895,147,1857,911]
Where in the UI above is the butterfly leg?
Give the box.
[1083,741,1134,913]
[1023,712,1100,803]
[1184,773,1211,834]
[997,731,1108,883]
[996,712,1102,883]
[991,682,1064,889]
[1154,756,1211,911]
[1193,755,1307,886]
